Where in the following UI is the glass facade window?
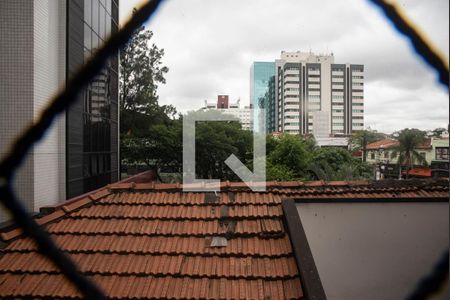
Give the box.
[67,0,119,199]
[250,62,276,133]
[250,62,276,108]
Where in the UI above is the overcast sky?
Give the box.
[119,0,449,134]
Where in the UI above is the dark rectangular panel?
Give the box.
[67,0,119,199]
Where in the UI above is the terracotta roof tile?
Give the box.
[4,235,293,257]
[36,209,66,226]
[89,189,111,201]
[0,228,23,242]
[0,179,447,299]
[61,197,92,213]
[366,138,399,150]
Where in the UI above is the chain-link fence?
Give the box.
[0,0,447,298]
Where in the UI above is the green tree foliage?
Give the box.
[120,25,181,176]
[308,147,372,180]
[194,120,253,180]
[120,121,182,180]
[391,128,428,177]
[265,134,312,180]
[266,161,295,181]
[429,127,447,138]
[264,135,372,181]
[120,25,174,137]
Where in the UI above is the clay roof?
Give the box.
[366,138,399,150]
[366,138,432,151]
[0,180,448,299]
[416,138,432,149]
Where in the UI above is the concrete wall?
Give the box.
[296,202,449,300]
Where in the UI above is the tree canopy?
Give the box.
[308,147,372,180]
[120,25,174,137]
[391,128,428,176]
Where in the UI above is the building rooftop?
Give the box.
[366,138,399,150]
[0,179,448,299]
[366,138,433,151]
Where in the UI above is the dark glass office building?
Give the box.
[66,0,119,198]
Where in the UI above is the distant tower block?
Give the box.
[217,95,229,109]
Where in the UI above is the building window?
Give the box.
[435,147,449,160]
[371,152,375,160]
[66,0,119,198]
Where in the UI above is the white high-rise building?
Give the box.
[275,51,364,136]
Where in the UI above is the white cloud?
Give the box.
[120,0,449,133]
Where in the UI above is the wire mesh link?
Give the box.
[0,0,447,299]
[369,0,449,87]
[0,0,164,298]
[406,250,449,300]
[367,2,449,295]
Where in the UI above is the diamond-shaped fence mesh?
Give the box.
[0,0,447,298]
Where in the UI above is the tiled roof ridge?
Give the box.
[1,178,447,242]
[2,235,294,257]
[1,247,293,259]
[107,178,448,192]
[0,270,299,281]
[28,230,286,239]
[0,271,299,282]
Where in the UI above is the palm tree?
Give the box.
[391,128,428,178]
